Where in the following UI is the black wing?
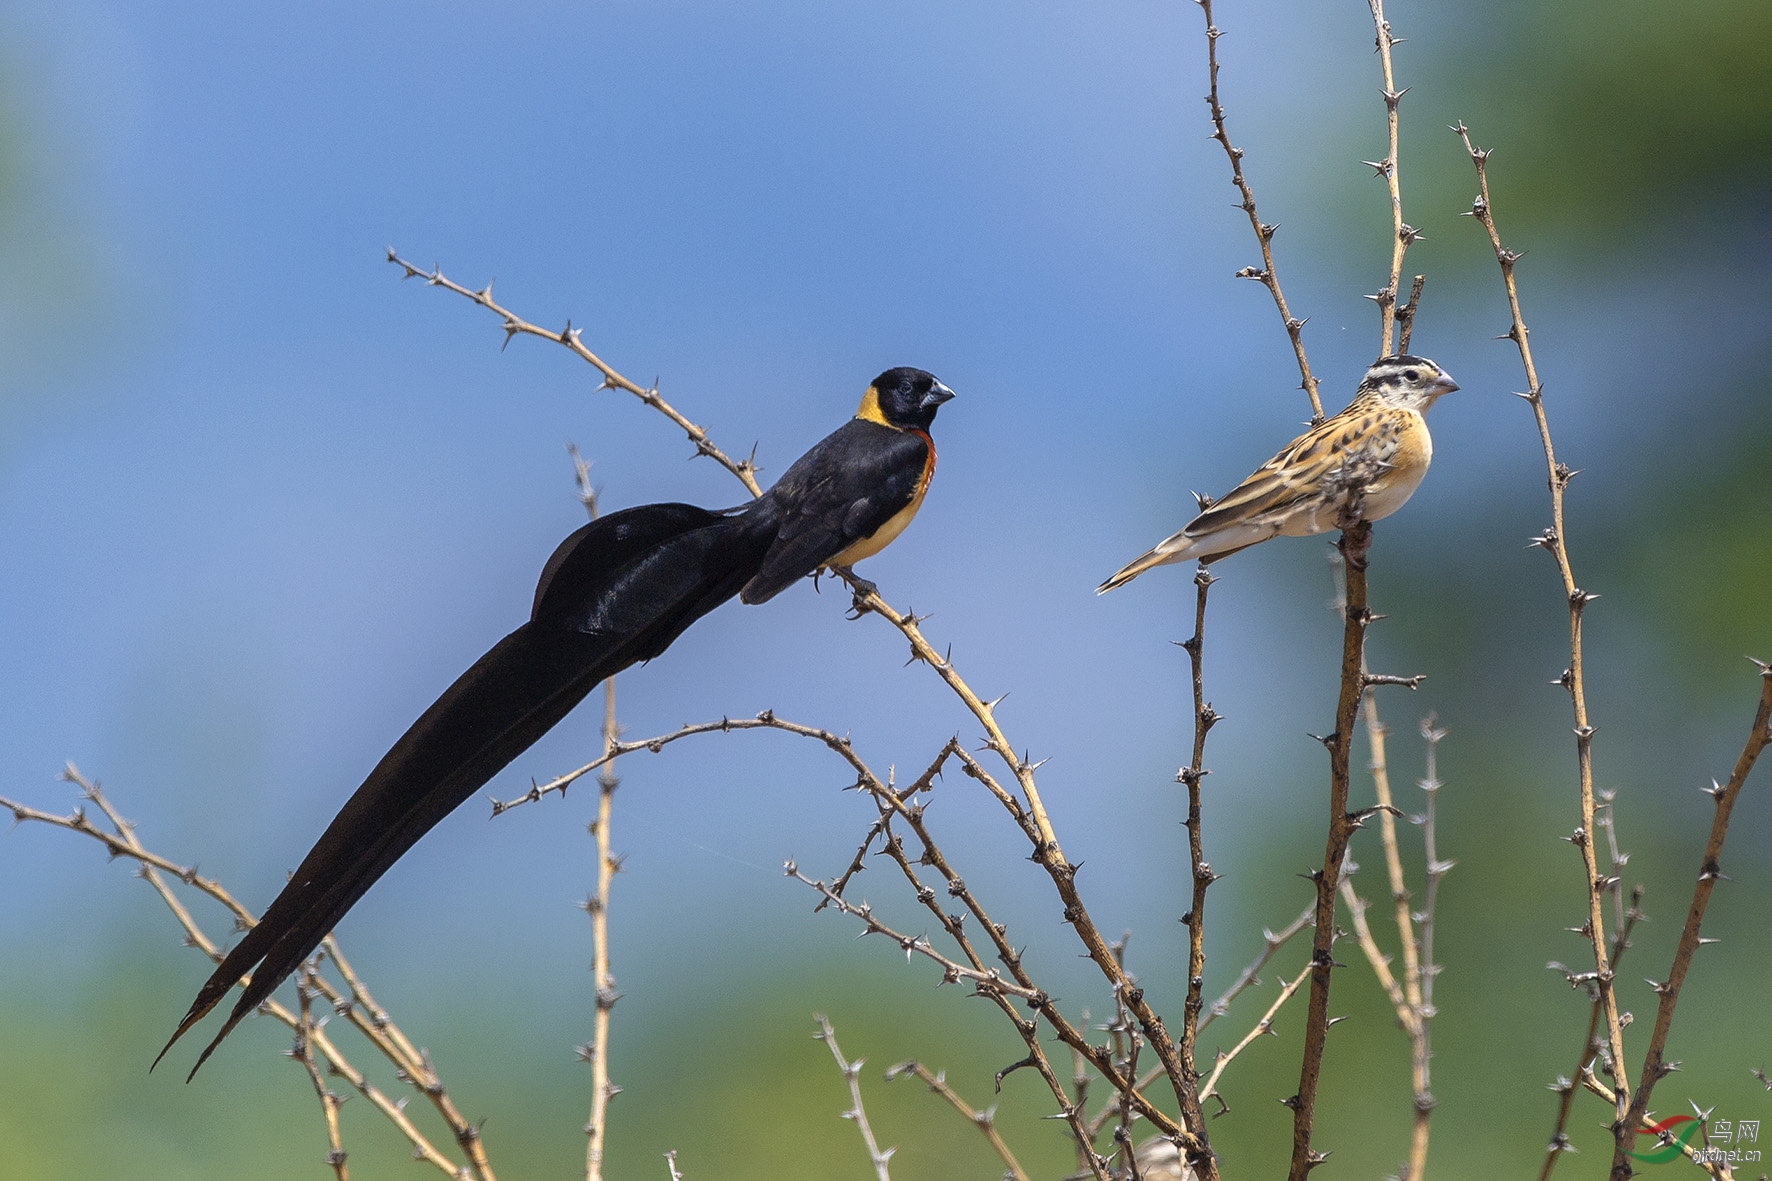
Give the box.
[737,419,929,604]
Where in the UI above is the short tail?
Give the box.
[157,503,771,1078]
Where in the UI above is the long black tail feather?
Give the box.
[157,503,773,1077]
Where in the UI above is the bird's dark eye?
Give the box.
[1404,368,1420,382]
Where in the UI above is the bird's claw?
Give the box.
[833,566,878,617]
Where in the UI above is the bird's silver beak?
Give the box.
[1431,372,1460,396]
[921,382,956,409]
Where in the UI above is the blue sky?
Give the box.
[4,3,1768,1175]
[2,0,1466,956]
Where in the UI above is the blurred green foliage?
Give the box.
[1445,0,1772,236]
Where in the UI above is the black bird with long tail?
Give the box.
[157,366,954,1077]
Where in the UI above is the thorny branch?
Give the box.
[1579,1075,1732,1180]
[1363,0,1421,357]
[583,677,622,1181]
[1454,122,1633,1146]
[529,696,1216,1181]
[293,978,351,1181]
[861,755,1231,1175]
[1619,667,1772,1172]
[1397,274,1427,355]
[1203,904,1316,1038]
[387,252,763,497]
[1,769,493,1181]
[1347,35,1438,1171]
[784,862,1042,1003]
[1289,517,1373,1181]
[850,760,1117,1178]
[886,1060,1030,1181]
[311,937,494,1181]
[1541,785,1638,1177]
[814,1017,894,1181]
[1178,565,1219,1129]
[1359,696,1440,1179]
[1194,0,1323,421]
[1200,961,1314,1106]
[1331,531,1442,1179]
[796,779,1187,1177]
[412,261,1221,1176]
[573,453,622,1181]
[1415,717,1452,996]
[1102,938,1147,1180]
[1541,867,1642,1180]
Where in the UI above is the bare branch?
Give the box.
[6,772,489,1181]
[1619,667,1772,1165]
[584,671,622,1181]
[1201,960,1313,1104]
[1202,903,1316,1037]
[386,252,762,496]
[813,1016,894,1181]
[785,863,1041,1002]
[857,774,1114,1177]
[886,1060,1030,1181]
[1356,688,1435,1177]
[1578,1073,1733,1180]
[1177,566,1220,1134]
[1454,121,1633,1142]
[1365,0,1418,355]
[1194,0,1322,420]
[1288,518,1374,1180]
[293,976,352,1181]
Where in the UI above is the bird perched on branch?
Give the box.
[156,366,954,1077]
[1098,354,1457,592]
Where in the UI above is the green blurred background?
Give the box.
[2,1,1769,1177]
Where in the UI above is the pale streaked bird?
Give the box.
[1098,354,1458,592]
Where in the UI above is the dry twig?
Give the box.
[1358,694,1437,1177]
[1194,0,1322,420]
[1454,121,1633,1144]
[814,1016,894,1181]
[1618,667,1772,1171]
[853,764,1115,1177]
[1541,791,1642,1179]
[1177,566,1220,1107]
[1289,516,1374,1180]
[1201,961,1314,1106]
[1202,903,1316,1038]
[1,769,492,1181]
[1348,46,1437,1175]
[571,457,623,1181]
[387,253,762,496]
[581,677,623,1181]
[1363,0,1421,356]
[1578,1074,1733,1180]
[293,976,351,1181]
[886,1059,1030,1181]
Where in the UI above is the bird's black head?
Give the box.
[858,367,955,432]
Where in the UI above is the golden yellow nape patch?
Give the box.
[855,386,889,426]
